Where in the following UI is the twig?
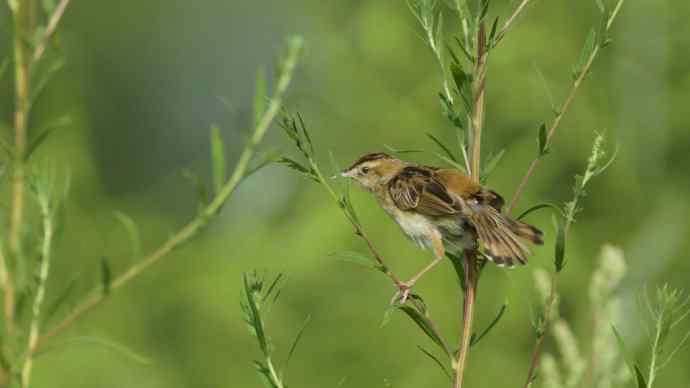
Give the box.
[33,37,303,350]
[493,0,532,45]
[507,3,624,214]
[21,194,55,387]
[453,251,478,388]
[8,0,32,274]
[523,274,557,388]
[469,23,486,182]
[32,0,72,64]
[311,166,451,356]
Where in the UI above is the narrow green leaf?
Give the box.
[398,305,449,356]
[480,148,505,183]
[488,16,499,46]
[554,215,566,272]
[450,63,471,96]
[210,125,227,194]
[470,303,507,347]
[100,257,111,296]
[573,28,597,80]
[36,336,153,365]
[332,251,384,272]
[383,144,423,155]
[285,315,311,368]
[244,149,282,181]
[517,203,562,221]
[433,153,467,173]
[278,157,318,182]
[243,273,269,355]
[537,123,550,157]
[427,133,458,162]
[297,112,314,155]
[30,58,65,107]
[44,276,79,323]
[612,325,647,388]
[446,252,466,290]
[446,43,461,65]
[254,68,267,128]
[25,115,72,161]
[264,273,284,302]
[417,345,452,381]
[181,168,210,208]
[113,211,141,259]
[454,36,474,63]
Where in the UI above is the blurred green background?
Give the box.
[1,0,689,387]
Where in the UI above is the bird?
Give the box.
[341,152,543,302]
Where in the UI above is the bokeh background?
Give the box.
[1,0,689,387]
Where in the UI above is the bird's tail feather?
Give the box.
[469,206,543,267]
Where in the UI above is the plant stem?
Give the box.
[493,0,532,46]
[33,37,303,350]
[468,23,486,182]
[453,251,477,388]
[32,0,72,64]
[21,196,54,388]
[507,1,625,214]
[8,0,32,280]
[522,274,557,388]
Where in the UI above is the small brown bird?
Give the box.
[342,152,543,301]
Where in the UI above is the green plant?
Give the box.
[278,1,625,387]
[241,272,310,388]
[0,1,303,385]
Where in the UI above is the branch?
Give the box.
[507,4,624,214]
[33,37,303,350]
[453,251,478,388]
[522,274,557,388]
[21,193,55,387]
[32,0,72,64]
[468,23,486,182]
[492,0,532,46]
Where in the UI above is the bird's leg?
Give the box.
[392,231,445,304]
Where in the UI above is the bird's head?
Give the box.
[341,153,405,191]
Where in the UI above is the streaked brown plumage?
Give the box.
[342,152,542,299]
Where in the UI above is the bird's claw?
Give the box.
[391,281,414,305]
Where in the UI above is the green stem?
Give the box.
[21,196,54,387]
[33,37,303,351]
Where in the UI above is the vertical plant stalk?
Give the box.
[8,0,32,270]
[453,20,487,388]
[21,197,54,388]
[506,2,624,214]
[33,37,303,351]
[453,251,477,388]
[523,274,557,388]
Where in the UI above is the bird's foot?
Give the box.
[390,280,416,305]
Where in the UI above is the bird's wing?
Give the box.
[388,166,460,216]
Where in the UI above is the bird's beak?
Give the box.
[340,169,356,178]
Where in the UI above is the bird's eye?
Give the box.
[361,167,370,174]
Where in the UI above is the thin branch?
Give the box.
[469,23,486,182]
[523,274,558,388]
[453,251,478,388]
[493,0,532,46]
[311,165,451,356]
[33,37,303,350]
[21,194,55,387]
[507,3,624,214]
[9,0,32,273]
[32,0,72,64]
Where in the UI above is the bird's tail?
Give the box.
[469,206,543,267]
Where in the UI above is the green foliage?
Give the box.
[241,272,309,388]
